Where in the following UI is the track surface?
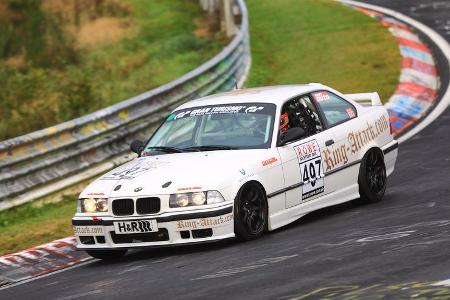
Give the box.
[2,1,450,299]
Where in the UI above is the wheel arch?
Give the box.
[234,180,268,201]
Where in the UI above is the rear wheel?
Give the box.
[358,149,387,204]
[86,249,127,260]
[234,183,268,240]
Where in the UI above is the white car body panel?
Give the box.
[73,84,398,250]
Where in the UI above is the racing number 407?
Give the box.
[301,159,322,183]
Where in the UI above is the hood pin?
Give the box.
[162,181,172,188]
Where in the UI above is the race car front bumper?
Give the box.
[72,204,234,250]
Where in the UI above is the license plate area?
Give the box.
[113,219,158,234]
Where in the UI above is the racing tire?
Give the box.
[357,149,387,204]
[86,249,127,260]
[234,183,268,241]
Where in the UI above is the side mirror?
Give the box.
[130,140,144,156]
[279,127,306,146]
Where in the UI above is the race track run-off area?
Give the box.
[1,1,450,299]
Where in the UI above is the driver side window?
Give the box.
[279,95,323,139]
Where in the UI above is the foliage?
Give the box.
[0,0,223,141]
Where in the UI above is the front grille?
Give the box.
[136,197,160,214]
[110,229,169,244]
[112,198,134,216]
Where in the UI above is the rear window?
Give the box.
[312,91,356,127]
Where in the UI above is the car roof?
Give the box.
[175,83,328,110]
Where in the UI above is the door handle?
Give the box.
[325,139,334,146]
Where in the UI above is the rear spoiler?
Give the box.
[345,92,382,106]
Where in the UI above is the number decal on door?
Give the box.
[294,140,325,201]
[301,159,321,183]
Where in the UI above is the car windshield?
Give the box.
[144,103,276,153]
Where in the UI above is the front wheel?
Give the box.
[234,183,268,241]
[86,249,127,260]
[358,149,387,204]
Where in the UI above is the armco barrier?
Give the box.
[0,0,250,210]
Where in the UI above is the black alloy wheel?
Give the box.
[358,149,387,204]
[234,183,268,240]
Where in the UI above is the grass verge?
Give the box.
[245,0,401,102]
[0,195,76,256]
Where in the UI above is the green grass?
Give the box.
[245,0,401,102]
[0,0,225,141]
[0,195,76,256]
[0,0,401,255]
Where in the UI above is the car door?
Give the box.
[276,94,329,208]
[311,90,360,195]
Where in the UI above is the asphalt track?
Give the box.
[2,1,450,299]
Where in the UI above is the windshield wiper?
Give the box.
[185,145,238,151]
[147,146,185,153]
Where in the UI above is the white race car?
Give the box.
[72,84,398,260]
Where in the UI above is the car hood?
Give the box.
[80,149,273,198]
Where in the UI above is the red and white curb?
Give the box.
[0,236,88,287]
[349,7,440,137]
[339,0,450,144]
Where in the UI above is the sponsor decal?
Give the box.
[101,160,169,180]
[262,157,278,167]
[167,103,275,121]
[176,214,233,231]
[295,140,320,163]
[177,186,202,191]
[87,192,105,196]
[244,106,264,113]
[294,140,325,200]
[238,168,255,183]
[322,115,390,172]
[73,226,104,235]
[312,91,330,102]
[114,220,157,234]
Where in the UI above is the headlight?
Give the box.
[206,190,225,204]
[169,191,225,208]
[176,194,189,207]
[79,198,109,213]
[191,192,206,205]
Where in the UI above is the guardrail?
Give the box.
[0,0,250,211]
